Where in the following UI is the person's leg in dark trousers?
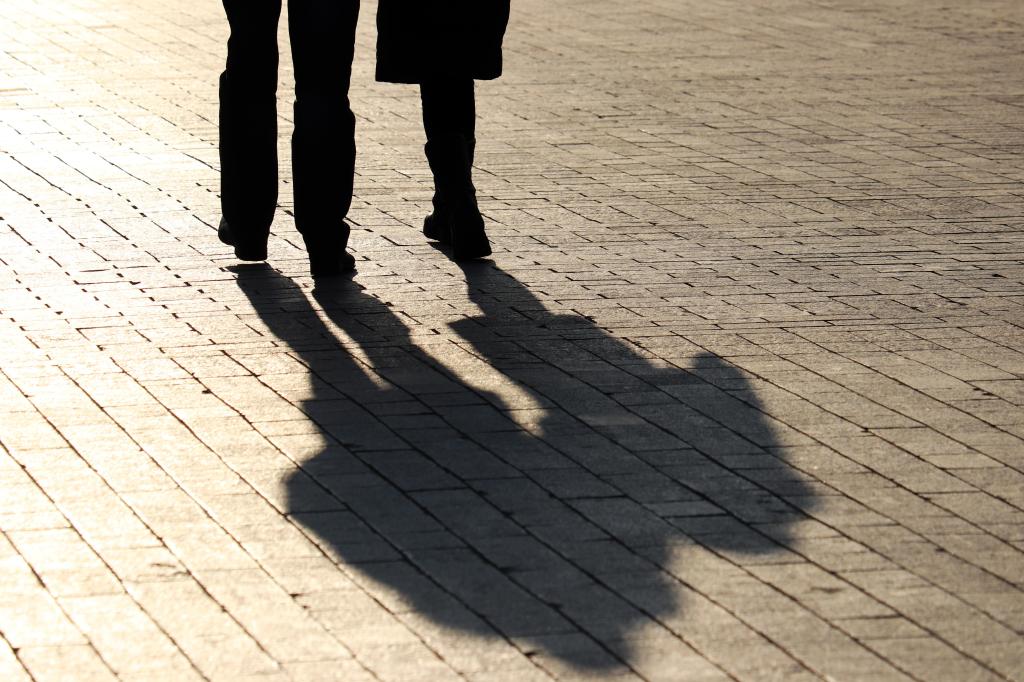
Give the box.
[421,79,476,142]
[420,79,490,259]
[219,0,282,260]
[288,0,360,275]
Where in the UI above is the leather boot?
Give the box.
[423,137,461,243]
[423,135,490,260]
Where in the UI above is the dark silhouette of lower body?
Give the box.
[375,0,509,260]
[219,0,359,275]
[418,79,491,259]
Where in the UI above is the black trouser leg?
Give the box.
[420,79,476,141]
[219,0,281,244]
[288,0,360,256]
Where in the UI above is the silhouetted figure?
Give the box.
[218,0,359,277]
[376,0,511,260]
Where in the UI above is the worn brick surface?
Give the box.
[2,0,1024,679]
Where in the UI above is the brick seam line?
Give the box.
[0,626,32,681]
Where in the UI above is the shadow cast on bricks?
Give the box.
[234,261,816,672]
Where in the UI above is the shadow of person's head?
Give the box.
[234,261,816,673]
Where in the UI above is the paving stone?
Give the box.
[60,593,200,678]
[127,579,280,679]
[280,659,377,682]
[15,645,115,682]
[194,568,351,663]
[6,528,123,598]
[0,538,87,648]
[867,637,1003,682]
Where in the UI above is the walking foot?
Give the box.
[218,218,268,261]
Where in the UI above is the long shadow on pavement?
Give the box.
[234,261,816,673]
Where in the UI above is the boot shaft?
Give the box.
[425,134,478,204]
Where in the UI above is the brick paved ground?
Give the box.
[2,0,1023,679]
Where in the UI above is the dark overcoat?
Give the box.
[376,0,510,83]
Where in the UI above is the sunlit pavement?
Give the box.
[2,0,1024,680]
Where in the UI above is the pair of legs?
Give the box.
[419,80,491,259]
[219,0,359,272]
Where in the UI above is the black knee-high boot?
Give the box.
[423,134,490,260]
[420,79,489,259]
[423,136,472,243]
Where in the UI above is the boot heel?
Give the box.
[423,212,450,243]
[451,209,491,260]
[423,139,451,243]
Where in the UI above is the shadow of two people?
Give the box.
[234,260,813,673]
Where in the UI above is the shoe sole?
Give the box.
[452,243,492,260]
[233,246,268,261]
